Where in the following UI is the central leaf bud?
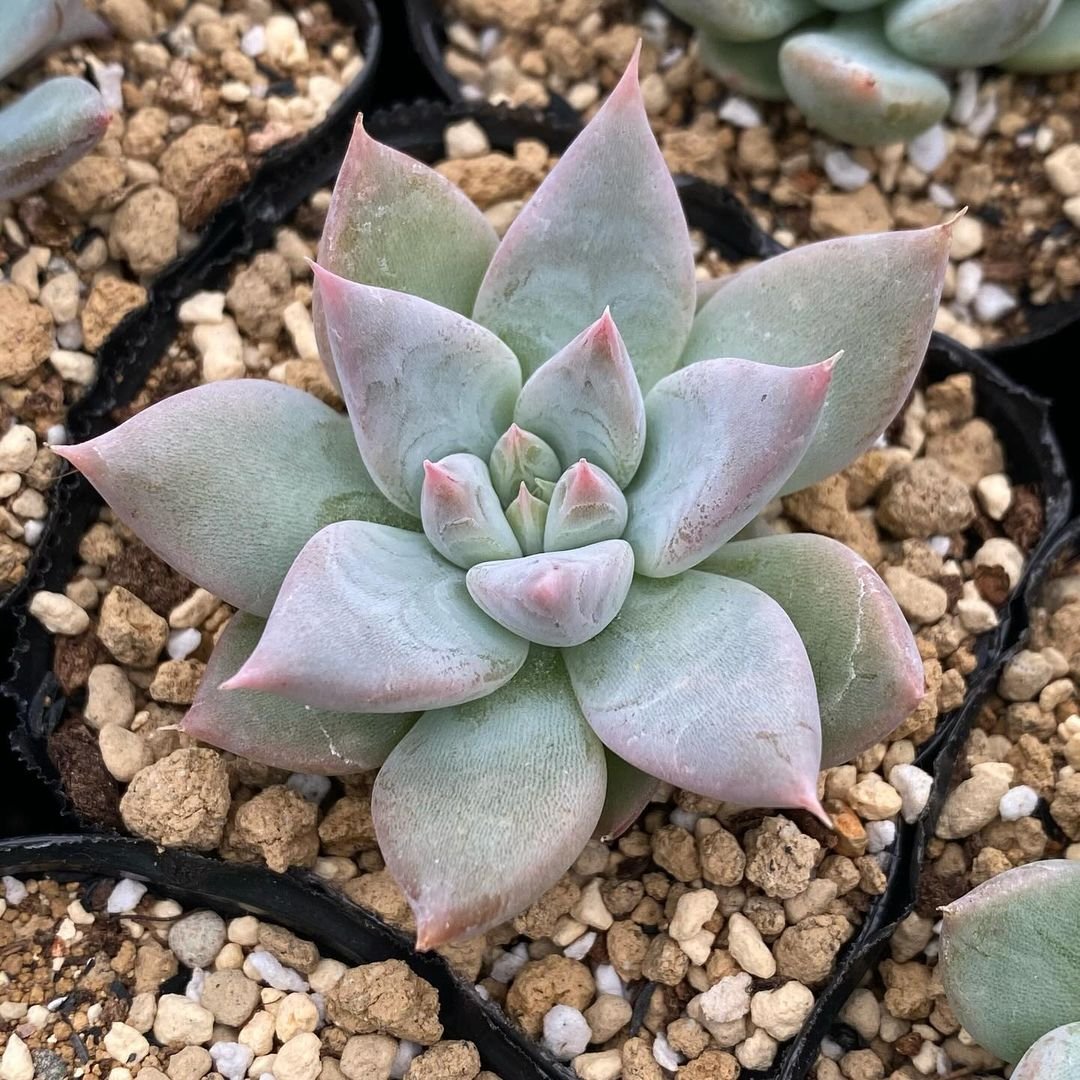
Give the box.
[488,424,561,505]
[544,460,628,552]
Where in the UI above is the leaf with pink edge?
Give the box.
[472,52,695,392]
[183,613,416,775]
[595,750,660,842]
[313,264,521,514]
[466,540,634,648]
[223,521,528,713]
[700,533,923,766]
[544,460,628,553]
[564,571,827,820]
[55,381,413,618]
[940,860,1080,1062]
[681,223,951,492]
[372,648,606,948]
[623,356,832,578]
[1014,1023,1080,1080]
[513,311,646,489]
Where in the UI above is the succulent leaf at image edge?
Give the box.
[58,49,950,950]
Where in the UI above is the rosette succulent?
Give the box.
[667,0,1080,145]
[0,0,111,199]
[58,52,951,949]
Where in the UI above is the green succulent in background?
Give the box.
[667,0,1080,145]
[0,0,111,200]
[58,51,952,949]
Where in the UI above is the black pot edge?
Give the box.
[2,99,1074,1080]
[0,833,570,1080]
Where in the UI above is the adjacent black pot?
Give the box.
[1,100,1072,1080]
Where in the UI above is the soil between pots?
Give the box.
[4,103,1070,1080]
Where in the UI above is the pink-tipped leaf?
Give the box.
[223,521,528,713]
[1013,1022,1080,1080]
[624,356,833,577]
[488,424,562,506]
[543,460,628,553]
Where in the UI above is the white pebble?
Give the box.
[907,124,948,173]
[824,149,871,191]
[389,1041,421,1079]
[2,877,27,905]
[56,320,83,350]
[46,425,68,446]
[563,931,596,961]
[167,627,202,661]
[593,964,625,999]
[668,807,699,831]
[954,261,983,306]
[286,774,332,804]
[928,536,951,557]
[23,520,43,546]
[241,25,266,56]
[29,591,89,635]
[185,968,206,1003]
[889,764,934,824]
[976,474,1012,521]
[967,94,998,139]
[928,182,957,208]
[950,70,979,125]
[542,1005,591,1061]
[106,879,147,914]
[820,1036,845,1060]
[652,1032,682,1071]
[999,785,1039,822]
[210,1042,254,1080]
[718,95,762,128]
[247,949,308,992]
[178,291,226,325]
[865,819,897,854]
[489,944,528,984]
[974,283,1018,323]
[474,984,490,1001]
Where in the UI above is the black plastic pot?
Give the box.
[1,101,1072,1080]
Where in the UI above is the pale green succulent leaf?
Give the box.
[939,860,1080,1063]
[0,0,108,81]
[183,613,416,775]
[466,539,634,648]
[682,222,950,492]
[55,381,412,618]
[223,521,529,713]
[1014,1022,1080,1080]
[697,32,788,101]
[885,0,1062,67]
[664,0,819,41]
[513,310,647,489]
[1003,0,1080,72]
[595,749,660,842]
[472,49,695,392]
[565,572,826,818]
[818,0,888,9]
[372,649,606,949]
[624,356,832,577]
[700,533,924,766]
[505,483,549,555]
[488,425,562,506]
[313,264,521,515]
[544,461,628,553]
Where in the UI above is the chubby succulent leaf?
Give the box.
[505,483,549,555]
[1004,0,1080,72]
[595,749,660,842]
[697,33,788,101]
[0,78,110,201]
[544,461,628,553]
[313,264,521,514]
[700,534,924,766]
[0,0,108,82]
[223,521,528,713]
[682,223,950,492]
[696,274,734,313]
[183,613,415,774]
[421,453,522,569]
[939,860,1080,1063]
[818,0,888,8]
[565,572,827,820]
[372,649,606,948]
[885,0,1062,67]
[488,425,562,506]
[472,49,695,392]
[466,540,634,648]
[779,13,951,146]
[1013,1023,1080,1080]
[55,382,411,618]
[513,311,646,489]
[624,356,832,577]
[663,0,819,41]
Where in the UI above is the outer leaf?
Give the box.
[624,356,832,577]
[564,572,827,821]
[595,750,660,842]
[0,0,108,82]
[183,613,416,775]
[513,310,646,489]
[0,78,110,200]
[681,222,951,492]
[421,453,521,569]
[779,13,951,146]
[662,0,819,41]
[488,425,562,506]
[313,264,521,514]
[697,33,788,101]
[505,483,549,555]
[700,534,924,766]
[472,50,695,392]
[1003,0,1080,72]
[818,0,888,8]
[223,521,529,713]
[939,861,1080,1063]
[885,0,1062,67]
[544,461,628,553]
[372,649,606,948]
[1014,1022,1080,1080]
[55,381,412,618]
[466,540,634,648]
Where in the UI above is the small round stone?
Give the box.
[169,910,228,970]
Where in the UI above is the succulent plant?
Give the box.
[58,52,951,948]
[668,0,1080,145]
[940,860,1080,1074]
[0,0,111,200]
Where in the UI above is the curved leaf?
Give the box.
[681,222,951,492]
[700,533,923,766]
[624,356,832,577]
[313,264,521,514]
[183,613,415,775]
[940,860,1080,1063]
[466,540,634,648]
[1014,1022,1080,1080]
[372,649,606,948]
[513,310,646,489]
[1,0,108,82]
[488,425,562,506]
[505,483,549,555]
[472,50,695,392]
[223,521,528,713]
[55,381,412,618]
[1003,0,1080,72]
[544,460,628,553]
[697,32,788,101]
[595,749,660,842]
[564,572,827,821]
[662,0,818,41]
